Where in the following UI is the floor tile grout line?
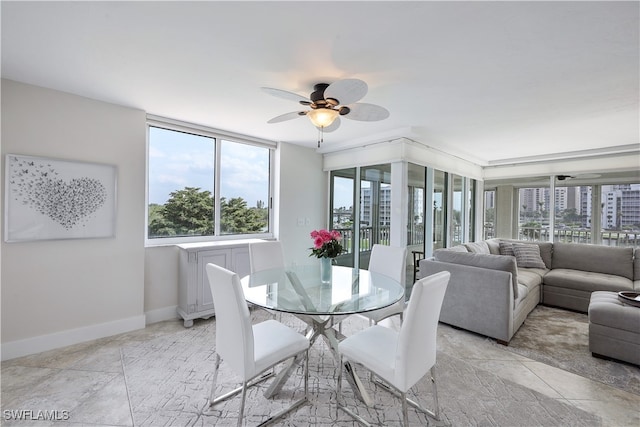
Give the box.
[119,347,136,427]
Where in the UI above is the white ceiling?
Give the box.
[2,1,639,166]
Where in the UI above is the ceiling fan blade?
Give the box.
[316,117,341,133]
[343,103,390,121]
[267,111,305,124]
[325,79,368,105]
[261,87,310,104]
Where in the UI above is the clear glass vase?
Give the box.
[320,257,332,284]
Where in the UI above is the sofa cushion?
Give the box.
[433,250,519,298]
[544,268,634,293]
[446,245,469,252]
[464,241,490,254]
[513,243,547,269]
[552,242,634,280]
[517,268,545,291]
[514,283,529,309]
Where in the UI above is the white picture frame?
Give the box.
[4,154,117,242]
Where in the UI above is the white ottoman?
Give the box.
[588,291,640,366]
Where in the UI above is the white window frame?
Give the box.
[145,115,276,246]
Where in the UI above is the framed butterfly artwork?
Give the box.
[4,154,117,242]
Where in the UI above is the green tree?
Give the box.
[220,197,266,234]
[561,208,581,224]
[148,203,180,237]
[148,188,267,237]
[151,187,214,237]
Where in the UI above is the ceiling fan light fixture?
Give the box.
[307,108,339,128]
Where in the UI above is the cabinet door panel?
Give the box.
[231,247,251,278]
[198,250,230,312]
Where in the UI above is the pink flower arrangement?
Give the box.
[309,229,344,258]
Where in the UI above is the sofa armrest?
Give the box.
[419,259,515,343]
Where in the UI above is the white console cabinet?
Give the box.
[176,240,263,327]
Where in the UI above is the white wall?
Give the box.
[1,80,147,359]
[276,142,326,266]
[143,245,180,323]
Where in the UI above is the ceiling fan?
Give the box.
[531,173,603,184]
[261,79,390,147]
[556,173,601,181]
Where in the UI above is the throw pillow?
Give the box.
[499,241,515,257]
[464,241,490,254]
[513,243,547,269]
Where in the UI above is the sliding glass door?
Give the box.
[330,169,356,267]
[359,164,392,268]
[330,164,392,269]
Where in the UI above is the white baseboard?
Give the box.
[145,305,179,325]
[1,315,146,361]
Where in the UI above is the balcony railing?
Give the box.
[335,226,391,254]
[517,227,639,248]
[339,225,639,251]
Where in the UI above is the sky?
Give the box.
[148,127,269,207]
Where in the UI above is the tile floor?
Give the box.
[1,313,639,426]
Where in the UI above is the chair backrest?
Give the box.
[369,244,407,286]
[249,241,285,273]
[206,263,255,378]
[394,271,450,392]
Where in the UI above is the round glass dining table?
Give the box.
[241,263,405,406]
[242,264,405,316]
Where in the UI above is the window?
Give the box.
[432,169,447,251]
[600,184,640,247]
[219,140,270,235]
[518,186,549,241]
[483,189,496,239]
[146,119,274,244]
[451,174,463,246]
[407,163,425,248]
[516,183,639,248]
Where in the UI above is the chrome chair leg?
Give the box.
[336,355,342,411]
[401,391,409,427]
[209,353,221,405]
[237,381,248,427]
[304,349,309,398]
[371,374,441,422]
[336,359,373,427]
[430,366,440,421]
[209,358,274,408]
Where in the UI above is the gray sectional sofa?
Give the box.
[418,239,638,344]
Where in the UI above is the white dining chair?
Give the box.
[337,271,450,426]
[248,240,286,320]
[249,240,286,273]
[361,244,407,326]
[205,263,310,427]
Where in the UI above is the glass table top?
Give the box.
[241,264,405,316]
